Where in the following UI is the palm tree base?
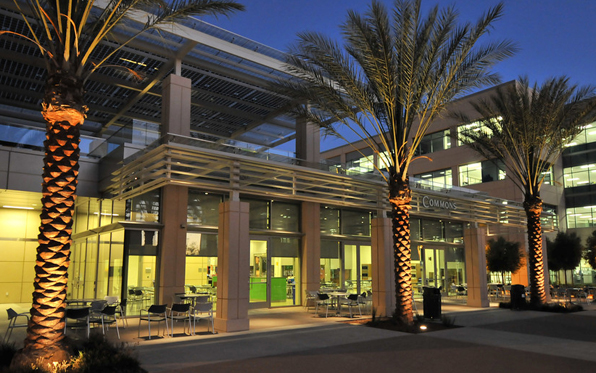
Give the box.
[10,343,73,371]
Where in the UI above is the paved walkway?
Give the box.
[135,302,596,373]
[4,301,596,372]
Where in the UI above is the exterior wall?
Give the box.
[300,202,321,304]
[371,217,395,317]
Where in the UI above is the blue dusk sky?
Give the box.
[202,0,596,151]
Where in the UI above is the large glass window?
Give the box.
[321,207,340,235]
[414,168,453,189]
[341,210,371,236]
[320,240,341,289]
[271,202,300,232]
[415,130,451,155]
[457,118,500,146]
[566,206,596,228]
[459,160,505,186]
[185,232,218,296]
[563,164,596,188]
[346,148,374,175]
[187,191,221,226]
[129,190,160,222]
[564,121,596,147]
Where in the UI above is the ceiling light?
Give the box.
[3,205,34,210]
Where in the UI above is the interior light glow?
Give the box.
[577,181,589,184]
[93,212,119,216]
[580,164,595,168]
[2,205,34,210]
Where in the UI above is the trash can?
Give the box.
[423,286,441,319]
[510,284,526,310]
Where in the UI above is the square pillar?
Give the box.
[371,217,395,317]
[157,185,188,305]
[295,116,320,164]
[162,74,191,137]
[301,202,320,305]
[214,201,250,332]
[464,225,489,307]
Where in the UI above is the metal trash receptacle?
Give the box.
[423,286,441,319]
[510,284,526,310]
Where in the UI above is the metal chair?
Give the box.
[4,308,29,343]
[170,303,191,336]
[315,293,331,318]
[191,302,215,334]
[64,307,90,338]
[340,293,362,318]
[304,290,318,311]
[90,305,120,339]
[138,304,168,340]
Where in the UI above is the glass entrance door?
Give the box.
[249,239,268,307]
[343,244,372,295]
[250,237,301,308]
[124,229,158,314]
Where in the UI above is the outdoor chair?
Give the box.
[64,307,90,338]
[4,308,29,343]
[138,304,169,340]
[90,305,120,339]
[304,290,318,311]
[315,293,331,318]
[191,302,215,334]
[340,293,362,318]
[170,303,191,336]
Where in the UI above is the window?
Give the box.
[457,118,501,146]
[415,130,451,155]
[414,168,452,189]
[542,166,554,186]
[566,206,596,228]
[564,121,596,148]
[563,164,596,188]
[459,160,505,186]
[187,191,222,226]
[346,148,374,175]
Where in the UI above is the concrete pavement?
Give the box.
[3,301,596,372]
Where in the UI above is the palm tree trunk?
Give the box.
[524,196,546,305]
[389,173,413,324]
[15,71,85,366]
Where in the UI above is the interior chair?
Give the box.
[90,305,120,339]
[169,303,191,336]
[64,307,90,338]
[138,304,169,340]
[4,308,29,343]
[315,293,331,318]
[191,302,215,334]
[358,292,372,314]
[340,293,362,318]
[189,285,197,294]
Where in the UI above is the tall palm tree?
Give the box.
[458,77,596,305]
[4,0,243,365]
[282,0,515,324]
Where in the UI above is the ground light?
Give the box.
[420,325,427,331]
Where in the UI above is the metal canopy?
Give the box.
[0,2,297,150]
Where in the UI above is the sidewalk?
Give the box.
[3,301,596,372]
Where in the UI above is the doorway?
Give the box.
[320,241,372,295]
[249,237,301,309]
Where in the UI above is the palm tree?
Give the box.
[4,0,243,366]
[458,77,596,305]
[282,0,516,324]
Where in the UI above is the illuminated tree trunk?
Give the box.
[17,70,85,365]
[389,173,413,325]
[525,196,546,305]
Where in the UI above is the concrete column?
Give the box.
[162,74,191,137]
[214,201,250,332]
[301,202,320,305]
[510,231,529,286]
[542,235,552,302]
[371,217,395,317]
[157,185,188,305]
[464,225,489,307]
[295,116,320,164]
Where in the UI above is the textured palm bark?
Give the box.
[389,174,413,325]
[16,71,85,365]
[524,196,546,305]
